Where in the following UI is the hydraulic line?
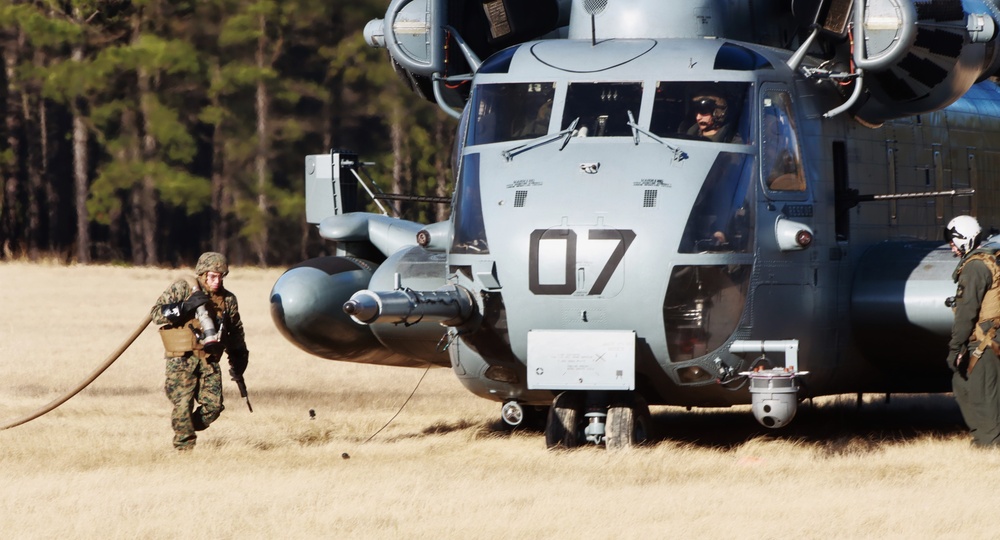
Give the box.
[0,315,152,430]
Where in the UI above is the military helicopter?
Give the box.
[269,0,1000,449]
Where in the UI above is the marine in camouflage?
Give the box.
[151,252,248,450]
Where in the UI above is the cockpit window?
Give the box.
[761,90,806,192]
[466,82,556,146]
[560,82,643,137]
[714,43,772,71]
[452,153,489,254]
[679,153,755,253]
[649,82,751,144]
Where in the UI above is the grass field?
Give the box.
[2,261,1000,539]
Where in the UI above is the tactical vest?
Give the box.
[158,324,205,358]
[957,251,1000,344]
[158,279,225,359]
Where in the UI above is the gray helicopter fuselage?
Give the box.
[449,38,760,406]
[438,35,990,407]
[269,0,1000,443]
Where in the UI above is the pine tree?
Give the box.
[0,0,458,264]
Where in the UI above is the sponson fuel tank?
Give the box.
[270,249,454,368]
[270,256,409,365]
[851,240,964,378]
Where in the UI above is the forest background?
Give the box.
[0,0,454,267]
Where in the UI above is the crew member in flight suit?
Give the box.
[151,252,249,451]
[687,93,739,143]
[946,215,1000,446]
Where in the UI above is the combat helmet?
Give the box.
[195,251,229,277]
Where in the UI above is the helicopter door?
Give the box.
[757,83,813,254]
[760,86,808,198]
[751,83,819,353]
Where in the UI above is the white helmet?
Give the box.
[945,215,982,255]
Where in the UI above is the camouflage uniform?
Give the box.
[151,252,249,450]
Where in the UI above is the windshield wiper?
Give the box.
[502,117,580,162]
[627,110,688,162]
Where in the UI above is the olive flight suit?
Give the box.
[949,248,1000,446]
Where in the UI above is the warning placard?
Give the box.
[527,330,635,390]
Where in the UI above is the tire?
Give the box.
[545,392,582,449]
[606,396,651,450]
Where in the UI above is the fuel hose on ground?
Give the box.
[0,315,152,430]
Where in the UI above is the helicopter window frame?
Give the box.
[452,101,472,190]
[559,81,645,138]
[759,86,809,198]
[466,82,558,146]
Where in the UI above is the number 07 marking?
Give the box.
[528,229,636,295]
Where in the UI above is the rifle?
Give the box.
[229,367,253,412]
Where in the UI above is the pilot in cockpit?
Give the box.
[686,93,741,143]
[512,97,553,140]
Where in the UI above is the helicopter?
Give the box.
[269,0,1000,449]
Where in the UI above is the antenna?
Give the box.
[583,0,608,46]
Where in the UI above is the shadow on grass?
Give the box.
[276,393,969,452]
[480,394,970,452]
[649,394,968,452]
[372,419,481,443]
[83,385,156,398]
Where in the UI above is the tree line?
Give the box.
[0,0,456,267]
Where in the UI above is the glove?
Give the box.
[229,356,248,378]
[181,290,210,315]
[161,302,184,325]
[204,341,224,356]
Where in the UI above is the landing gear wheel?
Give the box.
[606,395,651,451]
[499,402,548,431]
[501,401,525,427]
[545,392,582,449]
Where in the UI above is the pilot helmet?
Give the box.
[692,94,728,123]
[945,215,982,255]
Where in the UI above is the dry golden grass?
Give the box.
[2,261,1000,539]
